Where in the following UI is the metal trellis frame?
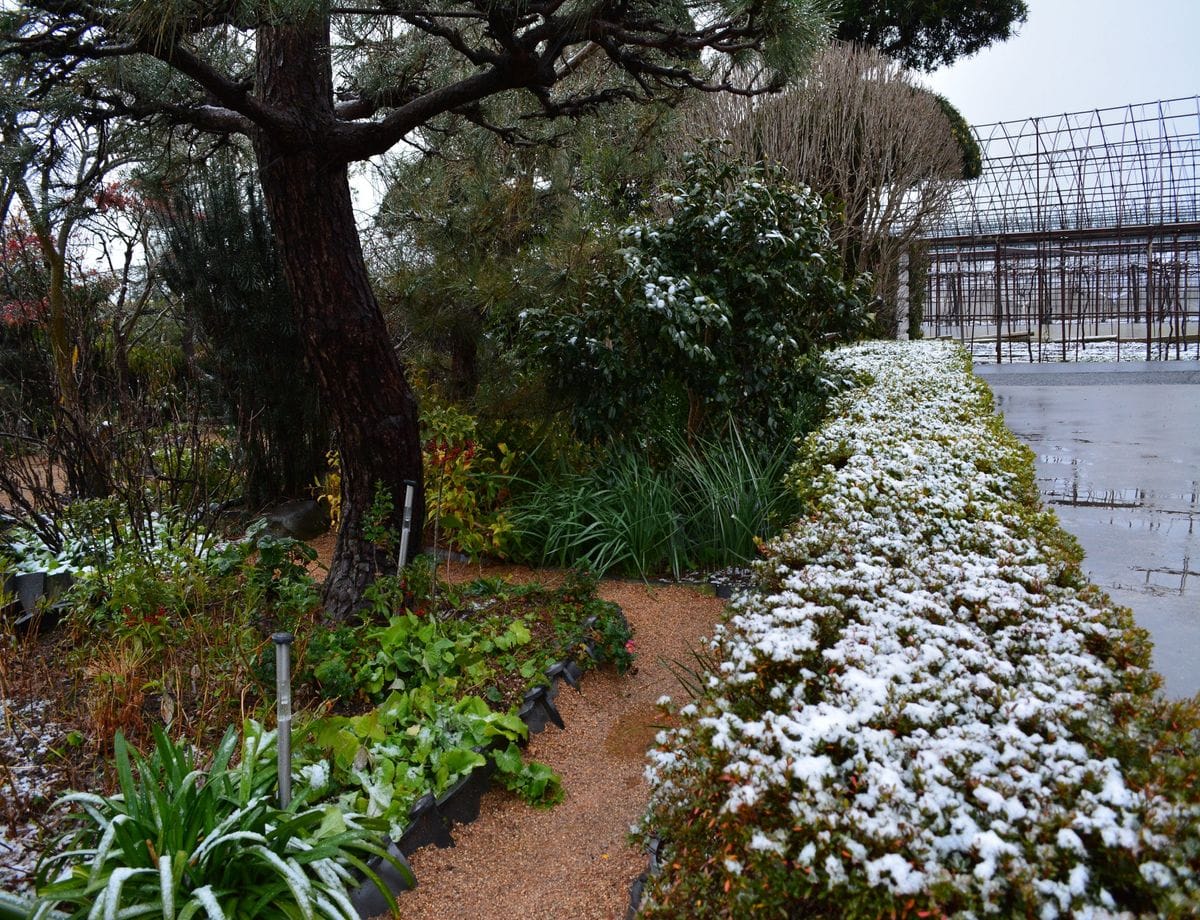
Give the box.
[920,97,1200,362]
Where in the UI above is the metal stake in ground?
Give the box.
[273,632,295,809]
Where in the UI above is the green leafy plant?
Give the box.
[34,721,406,920]
[422,404,517,559]
[360,556,435,620]
[510,430,800,578]
[492,743,564,807]
[64,531,215,652]
[671,425,800,569]
[586,605,636,675]
[305,626,363,702]
[300,573,620,706]
[509,450,683,578]
[355,612,491,697]
[290,570,627,840]
[298,689,536,836]
[362,482,396,553]
[208,520,320,618]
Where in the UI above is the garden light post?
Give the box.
[272,631,294,808]
[397,479,416,571]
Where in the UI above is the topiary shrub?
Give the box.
[640,341,1200,918]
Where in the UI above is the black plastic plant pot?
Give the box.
[626,834,666,919]
[349,844,416,919]
[436,765,492,828]
[518,686,564,735]
[647,834,664,874]
[560,660,584,690]
[397,793,454,856]
[625,873,647,920]
[544,662,568,698]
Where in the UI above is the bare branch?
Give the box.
[675,42,963,320]
[336,63,524,159]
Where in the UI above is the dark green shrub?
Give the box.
[158,161,328,507]
[524,143,870,445]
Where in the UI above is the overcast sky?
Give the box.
[921,0,1200,126]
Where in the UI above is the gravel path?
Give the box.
[395,575,727,920]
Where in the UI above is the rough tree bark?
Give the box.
[255,20,424,619]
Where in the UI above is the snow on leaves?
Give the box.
[643,341,1199,917]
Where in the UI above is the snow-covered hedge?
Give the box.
[640,341,1200,918]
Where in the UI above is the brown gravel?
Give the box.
[394,572,727,920]
[299,544,727,920]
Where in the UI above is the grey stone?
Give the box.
[14,571,44,616]
[44,571,73,601]
[262,499,330,540]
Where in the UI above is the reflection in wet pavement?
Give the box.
[987,381,1199,699]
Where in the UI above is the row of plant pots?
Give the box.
[348,611,625,919]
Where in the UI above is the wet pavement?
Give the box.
[979,363,1199,699]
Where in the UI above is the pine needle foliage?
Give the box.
[158,160,328,508]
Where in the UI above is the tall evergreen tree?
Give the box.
[835,0,1028,71]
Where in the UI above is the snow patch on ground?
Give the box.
[0,696,71,893]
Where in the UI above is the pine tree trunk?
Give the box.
[254,19,424,620]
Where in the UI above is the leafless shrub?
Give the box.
[675,42,965,333]
[0,390,235,561]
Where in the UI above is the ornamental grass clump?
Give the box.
[33,722,406,920]
[640,341,1200,918]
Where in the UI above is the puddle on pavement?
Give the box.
[991,383,1200,698]
[1046,487,1143,508]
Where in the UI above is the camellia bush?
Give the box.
[524,143,870,444]
[640,341,1200,917]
